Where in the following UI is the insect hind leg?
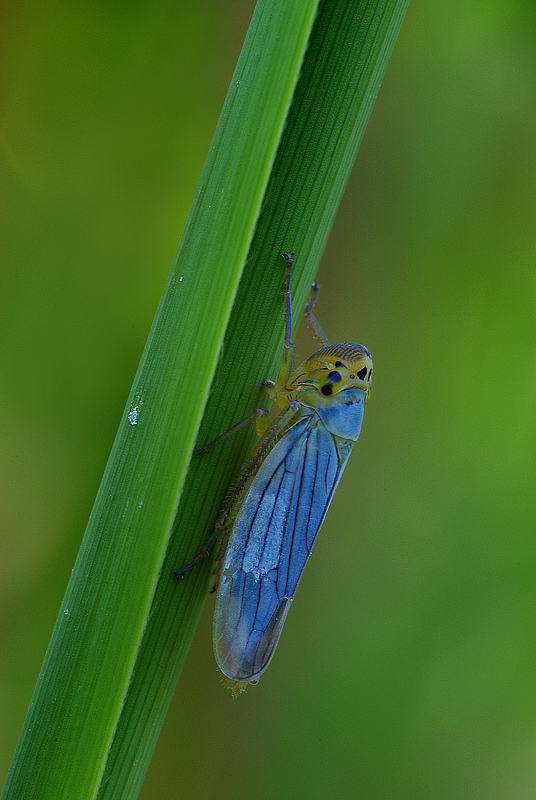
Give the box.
[178,407,271,581]
[173,522,226,581]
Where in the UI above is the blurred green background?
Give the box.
[2,1,536,798]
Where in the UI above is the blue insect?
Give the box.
[177,254,372,693]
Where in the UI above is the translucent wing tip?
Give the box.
[215,595,293,687]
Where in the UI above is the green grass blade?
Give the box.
[1,2,318,799]
[1,1,408,799]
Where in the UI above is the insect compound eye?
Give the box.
[357,367,368,380]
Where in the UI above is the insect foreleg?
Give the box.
[304,280,330,346]
[274,253,295,396]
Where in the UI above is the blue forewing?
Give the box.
[213,388,365,684]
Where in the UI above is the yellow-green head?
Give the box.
[288,342,373,403]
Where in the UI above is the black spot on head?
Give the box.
[327,370,342,383]
[357,367,368,380]
[335,361,344,368]
[321,385,333,396]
